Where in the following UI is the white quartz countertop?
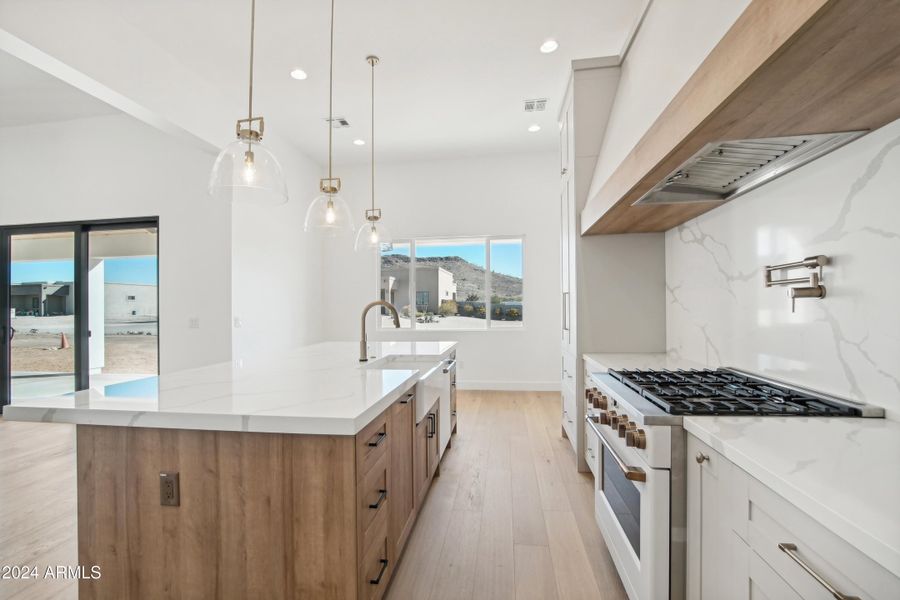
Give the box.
[684,415,900,577]
[583,352,707,372]
[1,341,457,435]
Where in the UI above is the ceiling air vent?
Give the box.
[632,131,866,206]
[524,98,548,112]
[326,116,350,128]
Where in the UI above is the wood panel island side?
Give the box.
[2,341,457,599]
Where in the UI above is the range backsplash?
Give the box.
[666,119,900,420]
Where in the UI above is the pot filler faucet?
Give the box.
[360,300,400,362]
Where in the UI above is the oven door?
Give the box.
[590,419,671,600]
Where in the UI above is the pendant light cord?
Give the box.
[248,0,255,121]
[247,0,256,151]
[370,58,375,212]
[327,0,335,181]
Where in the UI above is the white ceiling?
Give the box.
[0,51,118,127]
[1,0,646,164]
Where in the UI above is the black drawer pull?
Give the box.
[427,413,436,438]
[400,392,413,405]
[367,431,387,447]
[368,489,387,509]
[369,558,389,585]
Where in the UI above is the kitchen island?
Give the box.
[2,341,457,600]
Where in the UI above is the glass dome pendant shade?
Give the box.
[355,209,393,252]
[209,119,288,205]
[208,0,288,206]
[304,178,354,236]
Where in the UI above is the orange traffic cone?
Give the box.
[59,333,70,349]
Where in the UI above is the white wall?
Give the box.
[586,0,751,201]
[667,119,900,419]
[321,152,560,390]
[0,114,232,372]
[230,157,326,362]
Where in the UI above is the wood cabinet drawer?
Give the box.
[359,450,390,552]
[359,517,390,600]
[746,478,899,600]
[357,408,390,478]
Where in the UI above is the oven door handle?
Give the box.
[587,417,647,483]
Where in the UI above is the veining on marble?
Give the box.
[666,119,900,419]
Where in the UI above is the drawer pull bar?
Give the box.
[369,558,389,585]
[367,431,387,447]
[777,543,860,600]
[368,489,387,510]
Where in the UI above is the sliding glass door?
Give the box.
[0,218,158,407]
[7,230,78,400]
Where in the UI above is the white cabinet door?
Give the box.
[687,435,743,600]
[564,177,577,355]
[559,108,570,178]
[560,185,570,347]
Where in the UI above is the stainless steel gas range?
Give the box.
[585,367,883,600]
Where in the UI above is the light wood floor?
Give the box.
[0,391,626,600]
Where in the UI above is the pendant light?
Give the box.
[304,0,353,235]
[209,0,288,205]
[355,56,393,252]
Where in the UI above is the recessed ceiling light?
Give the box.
[290,68,308,80]
[353,139,366,146]
[540,40,559,54]
[528,124,541,133]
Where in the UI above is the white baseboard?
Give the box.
[457,380,561,392]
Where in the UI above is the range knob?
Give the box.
[618,420,636,438]
[625,428,647,449]
[597,394,608,410]
[604,411,618,427]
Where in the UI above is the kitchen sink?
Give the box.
[364,358,444,424]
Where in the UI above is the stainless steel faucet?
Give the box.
[360,300,400,361]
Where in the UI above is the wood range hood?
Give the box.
[581,0,900,235]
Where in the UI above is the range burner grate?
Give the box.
[607,368,860,416]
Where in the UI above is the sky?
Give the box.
[384,240,523,278]
[11,257,158,285]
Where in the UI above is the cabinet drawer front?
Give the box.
[748,549,804,600]
[561,352,576,387]
[359,450,390,549]
[747,478,899,600]
[562,386,576,427]
[357,409,390,478]
[360,518,390,600]
[584,419,598,478]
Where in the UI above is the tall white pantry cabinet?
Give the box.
[558,60,667,471]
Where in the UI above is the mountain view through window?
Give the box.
[379,237,523,329]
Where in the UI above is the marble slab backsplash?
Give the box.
[666,119,900,420]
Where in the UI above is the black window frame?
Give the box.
[0,216,159,408]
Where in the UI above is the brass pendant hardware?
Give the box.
[236,116,265,141]
[365,208,382,222]
[319,177,342,194]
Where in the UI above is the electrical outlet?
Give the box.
[188,317,200,329]
[159,471,180,506]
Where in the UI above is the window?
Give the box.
[415,291,430,311]
[378,236,524,330]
